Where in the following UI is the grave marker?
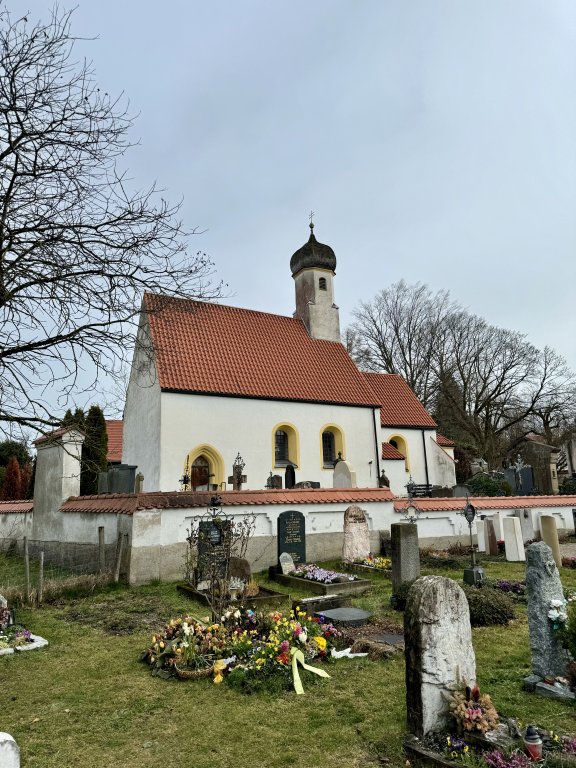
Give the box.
[279,552,296,574]
[333,460,357,489]
[197,518,232,583]
[277,510,306,565]
[526,541,569,680]
[485,518,499,556]
[513,508,536,544]
[404,576,476,737]
[0,733,19,768]
[342,505,370,563]
[502,517,525,562]
[540,515,562,569]
[391,523,420,596]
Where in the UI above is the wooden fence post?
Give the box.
[38,551,44,604]
[98,527,106,573]
[23,537,30,604]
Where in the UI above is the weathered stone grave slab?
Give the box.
[404,576,476,737]
[476,518,487,553]
[513,508,536,544]
[391,523,420,596]
[333,460,357,489]
[502,517,525,562]
[315,607,371,627]
[277,510,305,565]
[292,594,349,614]
[540,515,562,569]
[342,505,370,563]
[526,541,569,682]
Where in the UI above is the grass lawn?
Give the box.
[2,557,576,768]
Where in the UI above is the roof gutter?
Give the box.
[421,429,430,488]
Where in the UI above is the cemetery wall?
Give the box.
[152,391,379,492]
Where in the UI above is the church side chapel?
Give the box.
[122,224,456,496]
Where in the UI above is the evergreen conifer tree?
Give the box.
[80,406,108,495]
[2,456,22,499]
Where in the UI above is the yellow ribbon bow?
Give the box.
[213,659,226,684]
[290,647,330,695]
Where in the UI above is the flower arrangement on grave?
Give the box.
[492,580,526,597]
[354,555,391,570]
[0,626,32,650]
[548,599,568,631]
[448,684,499,734]
[292,563,357,584]
[141,607,343,694]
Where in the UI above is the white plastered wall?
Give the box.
[122,317,162,491]
[380,427,456,491]
[157,393,379,492]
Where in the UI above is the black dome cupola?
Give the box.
[290,222,336,277]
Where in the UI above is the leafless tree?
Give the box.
[0,7,222,434]
[351,282,576,469]
[349,280,457,409]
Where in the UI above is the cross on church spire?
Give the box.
[309,210,315,232]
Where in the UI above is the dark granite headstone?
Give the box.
[285,464,296,489]
[277,510,305,565]
[485,518,499,556]
[197,519,231,582]
[391,523,420,595]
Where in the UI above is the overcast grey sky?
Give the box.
[13,1,576,373]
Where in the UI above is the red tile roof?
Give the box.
[394,496,576,513]
[382,443,406,460]
[144,294,379,407]
[34,426,82,446]
[60,487,394,515]
[105,420,123,463]
[0,500,33,514]
[362,373,437,428]
[436,434,455,447]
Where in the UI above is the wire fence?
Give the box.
[0,531,130,605]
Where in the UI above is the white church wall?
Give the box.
[381,460,409,496]
[380,427,456,490]
[158,392,379,492]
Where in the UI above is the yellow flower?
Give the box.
[314,636,327,651]
[159,641,165,649]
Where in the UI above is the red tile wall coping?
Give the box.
[0,500,34,514]
[436,434,455,447]
[59,487,395,515]
[362,372,437,428]
[394,496,576,513]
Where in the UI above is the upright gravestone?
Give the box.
[514,508,536,544]
[279,551,296,574]
[285,464,296,489]
[0,733,20,768]
[526,541,569,681]
[277,510,306,566]
[391,523,420,596]
[197,519,232,583]
[485,518,499,556]
[404,576,476,737]
[502,517,526,562]
[476,518,487,553]
[333,460,357,489]
[342,505,370,563]
[540,515,562,569]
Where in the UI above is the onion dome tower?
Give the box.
[290,221,341,342]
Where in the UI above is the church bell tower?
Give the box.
[290,222,341,343]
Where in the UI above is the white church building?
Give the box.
[122,223,456,496]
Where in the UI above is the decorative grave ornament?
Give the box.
[457,499,485,585]
[228,452,246,491]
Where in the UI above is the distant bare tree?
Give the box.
[0,7,222,434]
[350,282,576,469]
[350,281,457,409]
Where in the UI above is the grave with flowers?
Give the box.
[0,593,48,656]
[140,606,371,694]
[402,575,576,767]
[272,563,372,596]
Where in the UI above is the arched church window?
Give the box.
[322,430,335,466]
[319,277,327,291]
[320,425,345,469]
[389,435,409,471]
[275,430,289,464]
[273,423,299,467]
